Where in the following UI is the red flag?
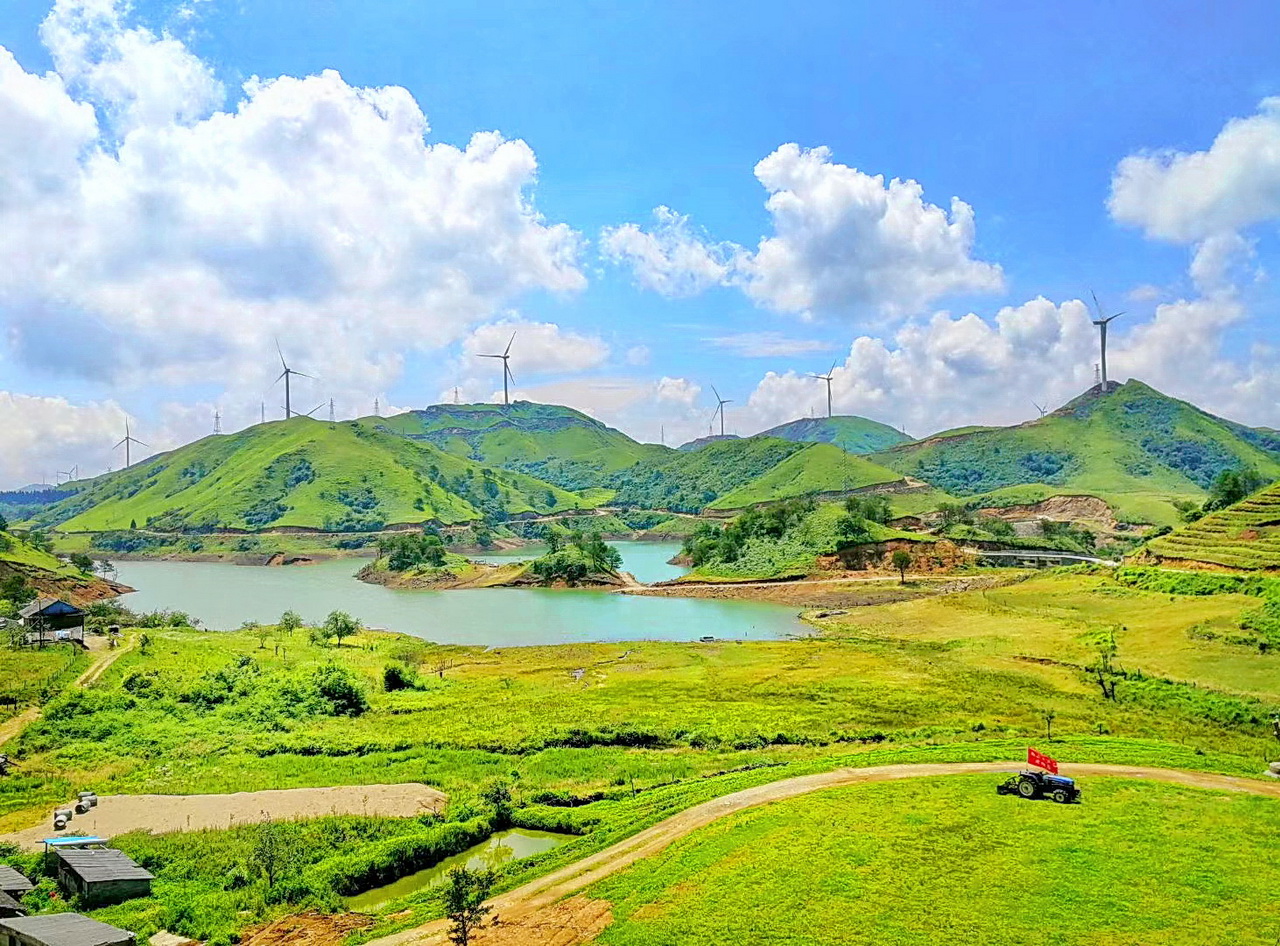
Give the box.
[1028,747,1058,774]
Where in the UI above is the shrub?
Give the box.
[383,663,418,692]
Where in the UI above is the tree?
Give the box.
[248,821,301,891]
[129,519,138,531]
[544,530,562,554]
[278,610,302,637]
[480,781,513,824]
[0,514,8,533]
[890,549,912,584]
[443,867,495,945]
[68,553,94,575]
[1043,708,1056,741]
[138,633,152,654]
[1204,467,1266,511]
[321,610,360,647]
[1088,631,1121,701]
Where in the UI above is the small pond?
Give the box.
[344,829,571,911]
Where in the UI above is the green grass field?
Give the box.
[3,567,1279,943]
[590,775,1280,946]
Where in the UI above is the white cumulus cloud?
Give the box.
[602,144,1003,318]
[462,319,610,378]
[0,0,585,403]
[1109,98,1280,243]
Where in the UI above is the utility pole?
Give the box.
[329,398,336,423]
[261,402,266,425]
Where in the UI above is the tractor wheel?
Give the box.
[1051,789,1069,804]
[1017,779,1037,798]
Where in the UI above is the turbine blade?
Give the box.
[711,384,721,402]
[274,369,287,384]
[114,438,126,449]
[505,363,515,386]
[478,354,504,359]
[1090,289,1101,316]
[276,338,288,371]
[829,361,837,375]
[1107,311,1126,323]
[134,439,149,447]
[292,371,314,380]
[505,331,516,356]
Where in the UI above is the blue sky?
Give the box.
[1,0,1279,483]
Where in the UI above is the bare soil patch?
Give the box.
[1,783,446,849]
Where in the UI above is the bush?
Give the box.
[383,663,418,692]
[309,665,369,717]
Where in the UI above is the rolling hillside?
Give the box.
[873,381,1280,526]
[606,438,906,513]
[371,402,660,490]
[33,418,589,534]
[759,415,911,454]
[708,443,907,510]
[1144,480,1280,570]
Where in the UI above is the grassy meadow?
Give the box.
[589,775,1280,946]
[2,566,1279,943]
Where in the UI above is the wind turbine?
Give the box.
[115,421,148,469]
[1033,401,1048,417]
[1090,291,1124,392]
[711,385,732,437]
[478,333,516,406]
[808,363,836,418]
[273,341,313,418]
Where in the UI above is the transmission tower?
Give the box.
[329,398,336,423]
[214,410,222,435]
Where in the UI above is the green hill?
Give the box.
[708,443,906,510]
[605,438,905,513]
[873,381,1280,526]
[371,401,660,490]
[758,415,911,454]
[1145,480,1280,570]
[34,418,588,534]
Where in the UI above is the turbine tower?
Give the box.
[478,332,516,406]
[115,421,148,469]
[273,341,313,418]
[1090,291,1124,392]
[711,385,732,437]
[808,363,836,418]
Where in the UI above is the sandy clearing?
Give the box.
[366,761,1280,946]
[0,707,39,749]
[2,783,447,849]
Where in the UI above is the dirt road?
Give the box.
[2,783,448,849]
[0,635,132,749]
[367,761,1280,946]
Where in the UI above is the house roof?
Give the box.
[55,850,154,884]
[0,914,133,946]
[0,890,25,914]
[18,598,83,620]
[0,866,33,894]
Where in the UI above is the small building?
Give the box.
[0,914,134,946]
[19,599,85,649]
[54,851,152,908]
[0,868,33,902]
[0,868,32,919]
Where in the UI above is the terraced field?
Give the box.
[1147,480,1280,570]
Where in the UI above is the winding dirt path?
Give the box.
[367,761,1280,946]
[0,636,133,749]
